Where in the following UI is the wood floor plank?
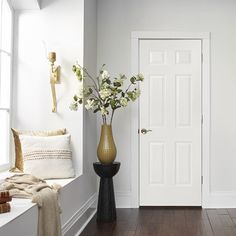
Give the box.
[160,209,177,236]
[216,209,228,215]
[228,209,236,218]
[135,222,162,236]
[185,209,213,236]
[231,217,236,226]
[114,231,136,236]
[207,209,236,236]
[113,221,137,231]
[81,208,236,236]
[207,209,224,236]
[219,214,235,227]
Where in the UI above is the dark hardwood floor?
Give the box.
[80,208,236,236]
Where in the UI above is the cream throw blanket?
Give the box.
[0,174,62,236]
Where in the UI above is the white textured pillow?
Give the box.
[19,134,75,179]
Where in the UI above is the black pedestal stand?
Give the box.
[93,162,120,222]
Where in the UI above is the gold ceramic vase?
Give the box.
[97,124,117,164]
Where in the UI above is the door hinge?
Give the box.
[201,53,203,63]
[201,176,203,185]
[201,115,203,125]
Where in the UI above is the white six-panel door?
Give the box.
[139,40,202,206]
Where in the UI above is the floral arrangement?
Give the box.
[70,63,144,124]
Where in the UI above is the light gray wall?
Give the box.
[97,0,236,206]
[83,0,97,189]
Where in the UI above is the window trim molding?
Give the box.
[0,0,14,170]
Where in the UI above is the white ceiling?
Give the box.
[10,0,41,10]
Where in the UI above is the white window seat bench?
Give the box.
[0,171,96,236]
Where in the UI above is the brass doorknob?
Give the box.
[141,128,152,134]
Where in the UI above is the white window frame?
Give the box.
[0,0,14,171]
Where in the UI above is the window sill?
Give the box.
[0,170,77,228]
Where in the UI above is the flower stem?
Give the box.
[102,115,107,124]
[125,82,133,93]
[77,64,100,96]
[110,109,115,125]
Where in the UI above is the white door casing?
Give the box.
[139,39,202,206]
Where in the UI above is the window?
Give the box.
[0,0,13,170]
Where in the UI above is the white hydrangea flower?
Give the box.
[120,97,128,107]
[114,75,127,86]
[76,85,90,99]
[69,101,78,111]
[101,106,108,115]
[76,86,84,99]
[114,77,125,86]
[101,70,110,79]
[99,88,112,100]
[137,74,144,81]
[133,89,141,100]
[129,89,141,101]
[85,99,95,110]
[102,82,110,89]
[136,89,141,97]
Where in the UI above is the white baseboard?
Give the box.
[205,191,236,208]
[74,209,96,236]
[73,191,236,211]
[115,191,132,208]
[62,193,97,236]
[115,190,236,209]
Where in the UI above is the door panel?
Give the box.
[139,40,202,206]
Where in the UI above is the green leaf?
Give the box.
[130,76,136,84]
[127,91,133,97]
[72,65,77,72]
[110,99,116,109]
[106,79,111,84]
[76,75,83,81]
[93,108,100,113]
[114,82,121,87]
[120,74,127,80]
[76,68,81,75]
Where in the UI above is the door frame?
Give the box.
[130,31,211,208]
